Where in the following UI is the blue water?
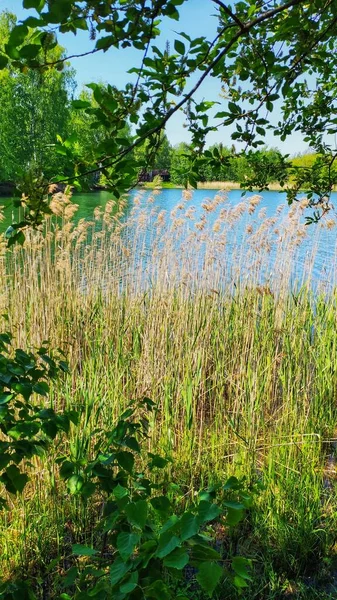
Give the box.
[123,188,337,291]
[2,187,337,290]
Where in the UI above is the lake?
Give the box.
[1,187,337,291]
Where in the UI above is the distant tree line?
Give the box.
[0,10,330,198]
[137,137,289,186]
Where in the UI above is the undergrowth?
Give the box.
[1,188,337,598]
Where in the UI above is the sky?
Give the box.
[1,0,311,154]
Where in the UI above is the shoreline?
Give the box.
[141,180,291,192]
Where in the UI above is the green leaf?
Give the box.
[72,544,97,557]
[156,531,180,558]
[224,501,245,510]
[0,393,14,405]
[117,532,140,561]
[116,451,134,473]
[110,557,132,586]
[19,45,41,59]
[113,484,128,499]
[120,571,138,593]
[23,16,45,27]
[0,55,8,70]
[80,481,96,499]
[190,543,221,564]
[197,501,221,524]
[96,36,115,51]
[8,25,29,47]
[148,453,169,469]
[145,580,171,600]
[179,512,199,541]
[228,101,241,114]
[72,99,91,109]
[33,381,49,396]
[174,39,185,55]
[223,476,241,490]
[150,495,171,516]
[124,436,140,453]
[60,460,74,479]
[67,474,84,494]
[233,575,249,588]
[23,0,44,8]
[232,556,252,581]
[125,500,148,529]
[163,547,189,569]
[196,561,223,597]
[226,507,244,526]
[4,464,29,493]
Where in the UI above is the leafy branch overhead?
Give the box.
[1,0,337,219]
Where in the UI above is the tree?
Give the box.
[0,11,76,187]
[1,0,337,228]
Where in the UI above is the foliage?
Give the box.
[1,198,337,596]
[56,398,254,599]
[0,330,74,509]
[1,0,337,225]
[0,11,76,184]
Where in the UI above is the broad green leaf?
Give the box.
[59,460,74,479]
[224,501,245,510]
[163,547,189,569]
[223,476,241,490]
[196,561,223,597]
[19,45,41,59]
[156,531,180,558]
[4,464,28,493]
[72,544,97,557]
[113,484,128,499]
[150,495,171,515]
[0,55,8,70]
[117,532,140,561]
[116,451,134,473]
[67,474,84,494]
[144,580,171,600]
[8,25,29,47]
[33,381,49,396]
[197,501,221,524]
[72,99,91,109]
[226,507,244,526]
[23,0,44,8]
[179,512,199,541]
[232,556,252,581]
[233,575,249,588]
[124,436,140,453]
[125,500,148,529]
[110,557,132,586]
[0,393,13,405]
[120,571,138,593]
[174,39,185,55]
[148,453,169,469]
[190,543,221,564]
[96,36,115,51]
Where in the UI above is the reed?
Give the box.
[1,188,337,597]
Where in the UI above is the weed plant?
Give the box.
[1,188,337,597]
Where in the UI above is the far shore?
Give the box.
[142,180,290,192]
[142,180,337,193]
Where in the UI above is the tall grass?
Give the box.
[1,188,337,596]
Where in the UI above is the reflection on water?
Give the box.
[1,187,337,291]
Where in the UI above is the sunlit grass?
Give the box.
[1,188,337,595]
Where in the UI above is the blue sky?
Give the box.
[1,0,310,154]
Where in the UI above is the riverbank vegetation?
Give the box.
[1,8,336,204]
[2,0,337,598]
[1,189,337,598]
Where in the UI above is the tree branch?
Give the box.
[211,0,246,30]
[52,0,308,185]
